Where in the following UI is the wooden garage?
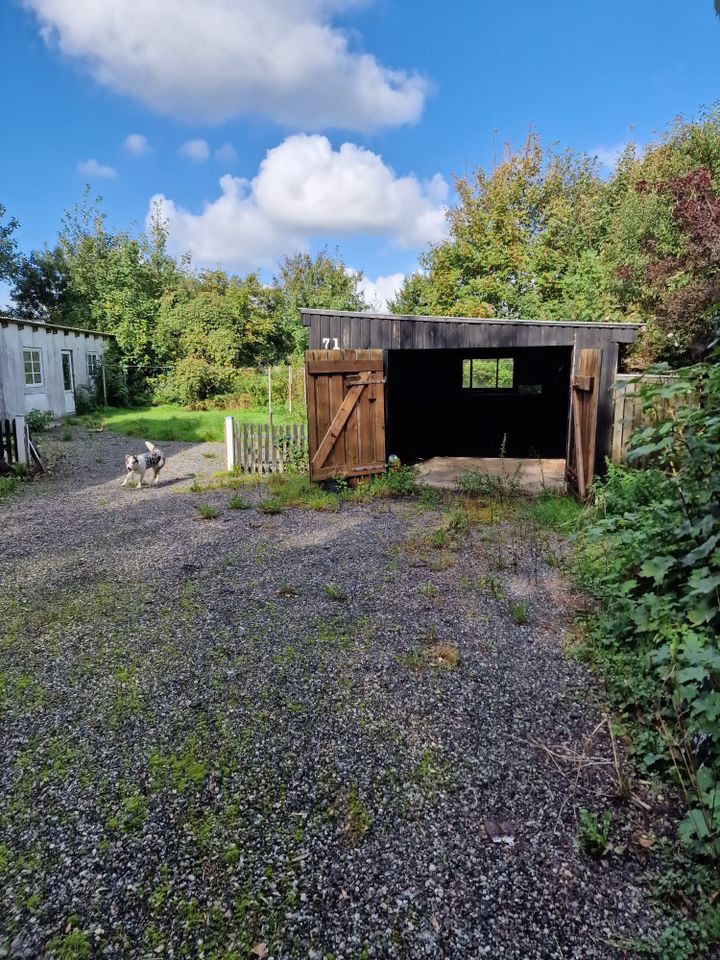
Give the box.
[301,309,641,497]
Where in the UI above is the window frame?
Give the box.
[86,352,101,380]
[61,350,75,393]
[23,348,44,387]
[462,356,516,392]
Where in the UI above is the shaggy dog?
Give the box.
[122,442,166,488]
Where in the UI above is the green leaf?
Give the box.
[687,599,717,625]
[676,665,707,686]
[639,555,675,585]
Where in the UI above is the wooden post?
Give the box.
[101,359,108,406]
[225,416,235,472]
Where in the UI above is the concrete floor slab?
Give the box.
[417,456,567,493]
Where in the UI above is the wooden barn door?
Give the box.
[305,349,386,482]
[566,348,602,500]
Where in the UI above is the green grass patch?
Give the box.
[0,476,19,499]
[196,504,220,520]
[228,494,252,510]
[74,404,304,443]
[524,491,583,531]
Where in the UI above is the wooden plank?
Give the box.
[328,355,346,469]
[611,382,626,463]
[340,315,352,349]
[400,319,414,349]
[312,373,372,470]
[572,391,586,500]
[572,375,594,392]
[358,315,371,349]
[312,461,386,481]
[307,360,383,374]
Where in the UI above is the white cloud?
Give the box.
[77,158,116,178]
[123,133,149,156]
[215,143,238,165]
[179,139,210,162]
[22,0,428,132]
[149,134,449,269]
[357,272,405,310]
[591,143,628,171]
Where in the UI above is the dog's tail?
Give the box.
[145,441,159,453]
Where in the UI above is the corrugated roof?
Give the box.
[0,315,115,339]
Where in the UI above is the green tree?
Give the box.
[154,268,293,403]
[391,134,607,321]
[272,248,368,353]
[11,246,69,322]
[0,202,19,284]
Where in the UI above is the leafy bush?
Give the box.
[153,356,236,405]
[74,384,97,415]
[98,343,131,407]
[26,408,53,433]
[576,355,720,860]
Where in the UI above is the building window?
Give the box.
[87,353,101,380]
[462,358,514,390]
[61,351,74,392]
[23,348,43,386]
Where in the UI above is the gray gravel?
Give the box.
[0,427,666,959]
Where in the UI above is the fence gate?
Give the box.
[305,349,386,482]
[566,348,602,500]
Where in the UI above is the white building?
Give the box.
[0,316,114,418]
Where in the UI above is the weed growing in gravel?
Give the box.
[324,582,348,602]
[257,498,283,515]
[578,807,612,858]
[427,551,455,572]
[510,599,530,625]
[107,787,148,832]
[458,465,522,502]
[266,474,339,511]
[419,581,439,600]
[188,478,204,492]
[196,504,220,519]
[412,748,451,795]
[523,492,582,532]
[228,495,252,510]
[400,632,459,671]
[47,929,91,960]
[478,574,504,601]
[0,476,19,498]
[343,785,371,842]
[148,741,208,793]
[277,583,298,597]
[61,425,74,442]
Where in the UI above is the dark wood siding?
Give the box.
[302,310,641,477]
[303,309,639,351]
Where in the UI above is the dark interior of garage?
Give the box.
[385,347,573,463]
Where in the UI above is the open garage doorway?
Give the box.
[385,347,573,466]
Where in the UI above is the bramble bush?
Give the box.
[576,354,720,861]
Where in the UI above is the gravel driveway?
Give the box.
[1,427,662,959]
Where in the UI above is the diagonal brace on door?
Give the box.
[312,370,374,470]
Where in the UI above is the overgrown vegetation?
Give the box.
[574,355,720,954]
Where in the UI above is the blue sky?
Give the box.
[1,0,719,308]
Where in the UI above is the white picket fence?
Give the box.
[224,418,307,473]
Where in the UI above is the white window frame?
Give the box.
[23,348,44,387]
[87,353,101,380]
